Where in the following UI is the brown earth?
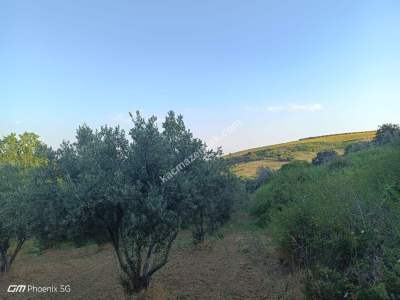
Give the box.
[0,222,302,300]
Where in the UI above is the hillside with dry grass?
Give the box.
[227,131,375,177]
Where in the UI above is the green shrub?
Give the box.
[326,156,351,171]
[312,150,338,165]
[344,141,371,154]
[304,267,355,299]
[375,123,400,145]
[254,142,400,298]
[251,160,315,225]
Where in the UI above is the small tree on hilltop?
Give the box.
[375,123,400,145]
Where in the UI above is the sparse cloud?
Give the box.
[266,105,285,112]
[15,120,23,125]
[245,103,323,113]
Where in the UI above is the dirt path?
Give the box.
[0,224,302,299]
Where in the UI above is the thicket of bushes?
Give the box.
[252,124,400,299]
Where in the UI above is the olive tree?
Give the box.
[185,156,242,243]
[0,133,48,273]
[0,165,30,272]
[56,111,208,295]
[0,164,47,273]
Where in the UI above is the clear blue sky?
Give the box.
[1,0,399,153]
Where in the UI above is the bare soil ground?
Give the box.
[0,218,302,300]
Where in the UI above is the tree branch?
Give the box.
[147,230,178,278]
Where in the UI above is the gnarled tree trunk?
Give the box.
[0,237,25,273]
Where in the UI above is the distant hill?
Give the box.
[227,131,376,177]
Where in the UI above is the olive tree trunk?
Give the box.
[0,237,25,273]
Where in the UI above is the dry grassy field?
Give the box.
[232,160,287,177]
[229,131,375,177]
[0,215,302,300]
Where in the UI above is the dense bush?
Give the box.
[185,158,243,243]
[375,123,400,145]
[251,160,314,225]
[344,141,371,154]
[311,150,338,165]
[253,141,400,299]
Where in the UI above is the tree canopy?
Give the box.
[42,111,240,294]
[0,132,49,273]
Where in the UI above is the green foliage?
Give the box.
[375,123,400,145]
[311,150,338,165]
[0,165,35,272]
[251,160,313,225]
[252,134,400,298]
[0,132,48,167]
[53,116,181,294]
[28,155,81,249]
[325,155,351,171]
[228,131,375,178]
[186,159,243,243]
[345,141,371,154]
[0,132,49,272]
[34,111,239,295]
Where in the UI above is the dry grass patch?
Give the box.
[0,227,302,299]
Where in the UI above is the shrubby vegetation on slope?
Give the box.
[252,124,400,299]
[228,131,375,178]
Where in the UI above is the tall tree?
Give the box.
[0,132,48,273]
[56,112,212,295]
[0,132,48,167]
[185,157,242,243]
[0,165,30,272]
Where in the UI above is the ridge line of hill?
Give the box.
[227,130,376,158]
